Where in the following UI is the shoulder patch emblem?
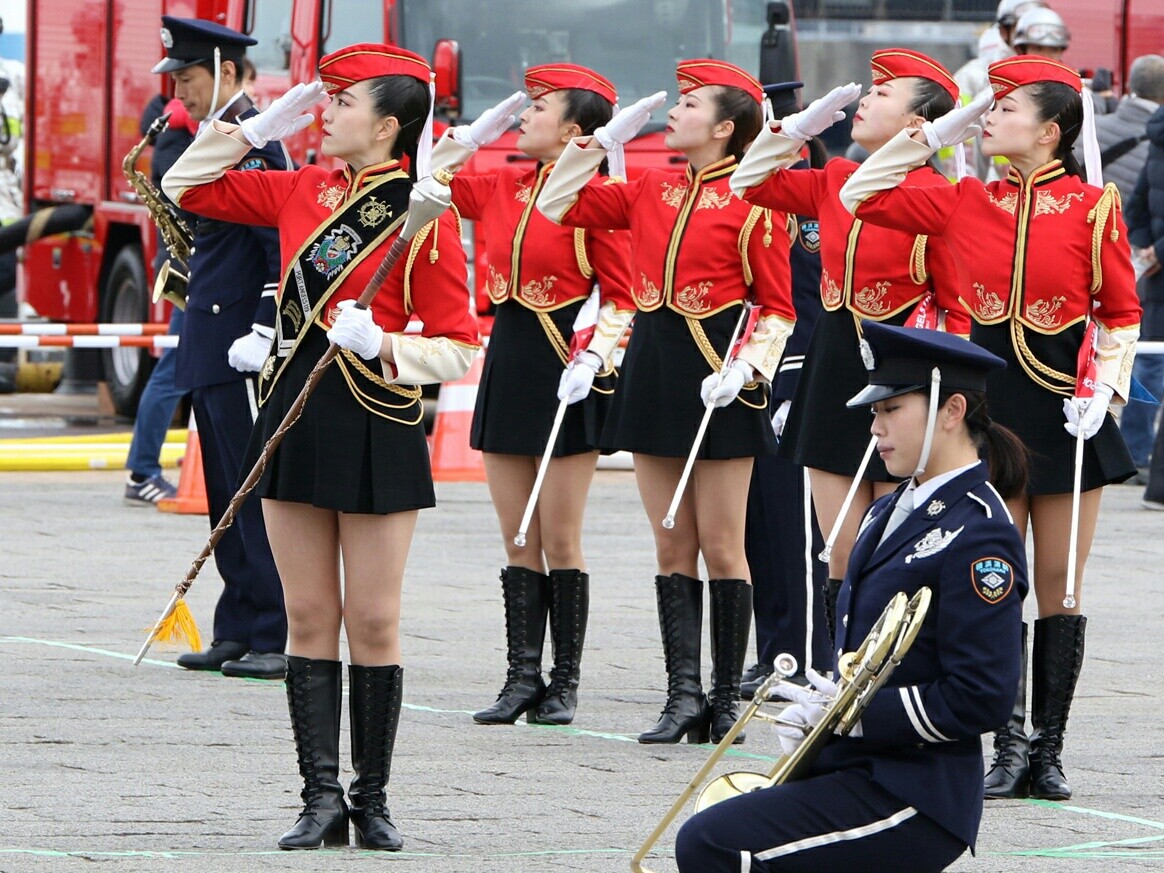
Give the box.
[904,526,964,564]
[238,157,268,171]
[972,557,1014,604]
[798,219,820,253]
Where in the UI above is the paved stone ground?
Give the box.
[1,468,1163,872]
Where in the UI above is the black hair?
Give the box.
[194,55,243,85]
[561,88,614,176]
[806,135,828,170]
[711,85,763,163]
[1027,80,1084,177]
[365,74,432,179]
[933,387,1029,500]
[907,77,956,122]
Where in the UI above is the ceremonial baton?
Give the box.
[514,397,569,548]
[818,435,878,563]
[1063,321,1098,610]
[134,172,455,666]
[662,303,753,530]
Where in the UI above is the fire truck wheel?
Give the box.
[100,246,155,418]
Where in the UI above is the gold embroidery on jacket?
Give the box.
[638,273,662,307]
[485,264,508,302]
[1024,295,1067,329]
[520,275,559,307]
[855,281,891,315]
[1034,190,1084,216]
[317,185,345,210]
[675,281,713,313]
[514,184,531,204]
[821,268,843,308]
[697,188,734,210]
[660,182,688,209]
[975,283,1006,320]
[988,191,1017,215]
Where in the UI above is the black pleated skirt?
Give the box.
[779,307,908,481]
[973,322,1135,495]
[470,299,615,456]
[244,327,435,515]
[601,304,776,459]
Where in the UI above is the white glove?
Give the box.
[700,359,754,409]
[771,399,792,438]
[921,88,993,151]
[326,299,384,360]
[227,325,274,373]
[780,82,861,141]
[239,81,327,148]
[593,91,668,150]
[557,351,602,405]
[773,667,835,755]
[451,91,525,149]
[1063,383,1114,440]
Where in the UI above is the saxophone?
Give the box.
[122,112,193,310]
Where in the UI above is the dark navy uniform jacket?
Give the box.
[175,98,284,392]
[773,163,823,404]
[812,462,1027,849]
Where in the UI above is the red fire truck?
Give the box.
[1054,0,1164,92]
[21,0,795,415]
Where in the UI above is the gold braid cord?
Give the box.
[1087,183,1122,293]
[685,314,766,409]
[573,227,594,279]
[737,206,767,286]
[909,235,929,285]
[536,310,572,367]
[1011,320,1074,396]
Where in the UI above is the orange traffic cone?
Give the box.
[158,413,209,514]
[430,350,487,482]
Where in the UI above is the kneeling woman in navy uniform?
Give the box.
[676,323,1028,872]
[164,47,478,850]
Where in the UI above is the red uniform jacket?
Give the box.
[177,159,479,358]
[451,162,633,314]
[555,156,794,324]
[741,160,969,333]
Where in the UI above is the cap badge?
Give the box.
[926,499,945,517]
[859,338,876,371]
[160,27,173,48]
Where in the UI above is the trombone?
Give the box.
[630,587,932,873]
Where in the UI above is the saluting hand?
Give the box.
[557,351,603,405]
[593,91,668,150]
[452,91,526,149]
[327,299,385,360]
[780,82,861,141]
[921,88,993,150]
[700,359,754,409]
[239,81,327,149]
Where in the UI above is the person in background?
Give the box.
[123,95,198,505]
[1011,7,1070,63]
[241,57,257,100]
[430,66,633,729]
[741,80,831,696]
[1130,102,1164,507]
[153,16,290,681]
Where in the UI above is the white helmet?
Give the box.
[996,0,1046,28]
[1014,7,1071,50]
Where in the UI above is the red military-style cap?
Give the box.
[987,55,1082,100]
[318,43,431,94]
[524,63,617,105]
[870,48,959,105]
[676,58,763,104]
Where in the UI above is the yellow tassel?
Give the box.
[150,598,203,652]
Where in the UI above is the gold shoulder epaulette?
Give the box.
[1087,183,1122,293]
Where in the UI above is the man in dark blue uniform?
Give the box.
[741,82,832,698]
[155,17,288,680]
[676,324,1028,872]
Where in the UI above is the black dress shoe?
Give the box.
[739,663,774,700]
[176,640,249,671]
[221,652,288,680]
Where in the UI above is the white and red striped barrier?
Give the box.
[0,323,170,335]
[0,335,179,348]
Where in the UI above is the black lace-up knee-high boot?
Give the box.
[984,622,1030,799]
[1028,615,1087,800]
[533,569,589,725]
[348,664,405,850]
[473,566,549,724]
[707,579,753,744]
[638,574,710,745]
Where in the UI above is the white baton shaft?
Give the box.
[514,396,571,547]
[662,304,752,530]
[818,435,878,563]
[133,591,179,666]
[1062,428,1086,608]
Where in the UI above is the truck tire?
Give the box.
[100,246,155,417]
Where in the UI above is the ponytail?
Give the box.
[943,389,1029,500]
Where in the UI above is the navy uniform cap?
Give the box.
[152,16,256,74]
[846,322,1006,407]
[763,80,803,119]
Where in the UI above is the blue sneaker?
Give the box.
[124,473,177,506]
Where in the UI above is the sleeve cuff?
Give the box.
[384,335,479,385]
[585,303,634,369]
[736,314,795,383]
[536,139,606,224]
[730,125,804,197]
[838,129,934,215]
[161,124,251,204]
